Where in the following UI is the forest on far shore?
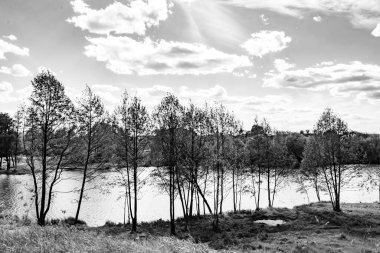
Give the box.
[0,70,379,236]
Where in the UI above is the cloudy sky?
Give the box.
[1,0,380,133]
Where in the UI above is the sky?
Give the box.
[0,0,380,133]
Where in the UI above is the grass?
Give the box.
[0,221,213,253]
[1,202,380,252]
[95,202,380,252]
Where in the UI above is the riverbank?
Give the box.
[0,166,29,175]
[0,202,379,252]
[95,202,380,252]
[0,217,212,253]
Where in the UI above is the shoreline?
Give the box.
[1,202,377,252]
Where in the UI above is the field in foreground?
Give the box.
[1,202,380,252]
[0,220,212,253]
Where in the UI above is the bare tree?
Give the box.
[74,85,106,223]
[314,108,351,212]
[24,71,76,225]
[152,93,184,235]
[128,95,151,232]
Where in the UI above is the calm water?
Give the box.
[0,168,378,226]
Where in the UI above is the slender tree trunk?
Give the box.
[192,175,213,215]
[257,166,261,210]
[232,167,236,212]
[6,156,10,172]
[132,133,138,232]
[267,166,272,208]
[39,122,48,226]
[219,166,224,214]
[14,132,18,170]
[314,175,321,202]
[75,125,92,223]
[75,157,89,222]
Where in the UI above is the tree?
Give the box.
[301,136,323,202]
[0,113,15,171]
[127,95,151,232]
[286,133,306,168]
[208,103,236,230]
[12,106,25,170]
[152,93,184,235]
[25,71,76,225]
[227,131,246,212]
[313,108,351,212]
[74,85,107,223]
[245,116,266,210]
[268,133,294,207]
[178,103,213,219]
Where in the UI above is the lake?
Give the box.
[0,167,378,226]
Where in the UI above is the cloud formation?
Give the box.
[313,16,322,22]
[3,35,17,41]
[132,84,290,113]
[260,14,269,25]
[241,31,291,57]
[84,36,252,75]
[0,39,29,60]
[0,64,31,77]
[264,61,380,103]
[372,23,380,37]
[222,0,380,32]
[273,58,295,72]
[67,0,171,35]
[0,81,13,93]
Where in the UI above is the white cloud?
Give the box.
[0,81,13,93]
[0,39,29,60]
[178,85,291,106]
[371,23,380,37]
[90,84,120,104]
[260,14,269,25]
[133,85,174,98]
[132,84,290,113]
[0,64,31,77]
[84,36,252,75]
[3,35,17,41]
[221,0,380,32]
[91,84,120,92]
[67,0,171,36]
[241,31,292,57]
[264,61,380,103]
[273,58,295,72]
[313,16,322,22]
[0,82,29,104]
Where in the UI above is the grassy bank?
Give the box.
[0,218,212,252]
[1,202,379,252]
[96,202,380,252]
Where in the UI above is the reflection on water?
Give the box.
[0,168,378,226]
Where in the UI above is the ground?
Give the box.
[0,202,379,252]
[95,202,380,252]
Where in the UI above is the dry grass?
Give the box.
[0,221,214,253]
[1,203,380,252]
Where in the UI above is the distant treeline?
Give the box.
[0,71,379,234]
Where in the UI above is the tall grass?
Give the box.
[0,224,213,253]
